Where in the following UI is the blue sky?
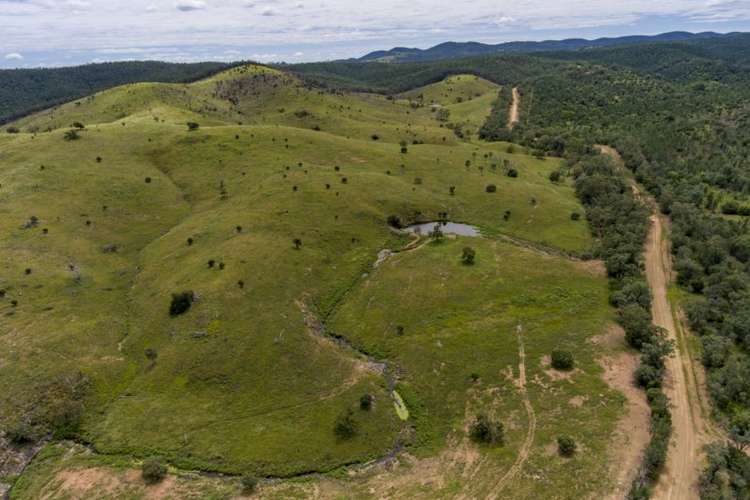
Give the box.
[2,0,750,68]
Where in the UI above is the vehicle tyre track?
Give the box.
[486,324,535,500]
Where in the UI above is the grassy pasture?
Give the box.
[1,65,619,496]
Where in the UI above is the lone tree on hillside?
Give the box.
[461,247,476,265]
[334,409,357,439]
[551,349,574,370]
[469,414,504,445]
[63,129,80,141]
[145,348,158,362]
[169,291,194,316]
[141,458,167,484]
[386,215,402,229]
[241,475,258,494]
[558,436,577,456]
[360,394,373,411]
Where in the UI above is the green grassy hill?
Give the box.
[2,64,625,498]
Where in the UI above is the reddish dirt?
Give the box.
[594,325,651,499]
[508,87,520,128]
[597,144,711,500]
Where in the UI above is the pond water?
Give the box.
[404,221,481,237]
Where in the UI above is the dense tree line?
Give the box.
[0,61,237,124]
[569,150,672,498]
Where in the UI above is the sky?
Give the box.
[2,0,750,68]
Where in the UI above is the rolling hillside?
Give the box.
[0,64,639,498]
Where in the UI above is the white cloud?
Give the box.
[175,0,206,11]
[2,0,750,66]
[5,52,23,60]
[66,0,91,8]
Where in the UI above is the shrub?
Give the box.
[485,184,497,193]
[635,363,662,389]
[360,394,373,411]
[293,238,302,250]
[551,349,574,370]
[461,247,476,265]
[6,126,20,134]
[469,414,504,445]
[549,171,561,183]
[169,291,194,316]
[386,215,402,228]
[141,458,167,484]
[507,168,518,178]
[571,212,581,221]
[429,224,444,242]
[6,421,38,444]
[187,122,200,131]
[63,130,80,141]
[557,436,577,456]
[334,409,357,439]
[241,475,258,494]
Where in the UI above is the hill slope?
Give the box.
[0,61,234,125]
[1,64,634,499]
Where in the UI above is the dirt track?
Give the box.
[647,213,704,500]
[598,144,710,499]
[487,325,535,499]
[508,87,520,128]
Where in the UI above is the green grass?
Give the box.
[1,65,616,497]
[329,237,620,496]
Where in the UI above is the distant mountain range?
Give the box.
[358,31,733,62]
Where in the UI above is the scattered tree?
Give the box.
[469,414,504,445]
[141,458,167,484]
[241,475,258,494]
[360,394,373,411]
[63,129,80,141]
[334,409,357,439]
[461,246,476,265]
[551,349,574,370]
[557,436,577,457]
[169,291,194,316]
[386,215,402,228]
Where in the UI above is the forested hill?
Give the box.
[358,31,730,63]
[0,61,234,124]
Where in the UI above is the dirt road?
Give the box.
[647,213,704,500]
[508,87,520,128]
[597,144,710,499]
